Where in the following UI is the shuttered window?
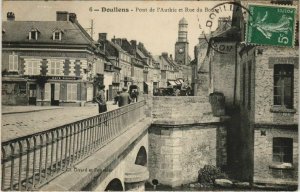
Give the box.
[67,84,77,101]
[55,83,60,100]
[49,60,62,75]
[44,83,51,101]
[9,54,18,71]
[26,60,40,75]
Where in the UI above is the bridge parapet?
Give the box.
[149,96,221,124]
[1,101,146,191]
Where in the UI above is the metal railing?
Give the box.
[1,101,146,191]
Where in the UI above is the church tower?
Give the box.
[175,17,189,65]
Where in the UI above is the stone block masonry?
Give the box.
[148,124,227,187]
[150,96,220,124]
[147,96,228,187]
[253,127,298,185]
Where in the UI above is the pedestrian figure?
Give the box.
[175,88,180,96]
[118,87,132,107]
[130,89,138,103]
[94,85,107,113]
[113,91,121,105]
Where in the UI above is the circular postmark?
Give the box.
[198,1,252,54]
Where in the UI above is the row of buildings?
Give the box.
[193,0,298,187]
[2,11,192,106]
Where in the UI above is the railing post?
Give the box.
[32,137,37,188]
[25,139,30,190]
[45,133,49,180]
[17,141,23,190]
[2,147,6,190]
[9,143,15,190]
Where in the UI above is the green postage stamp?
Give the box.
[246,3,297,47]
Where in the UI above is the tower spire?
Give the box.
[178,17,188,42]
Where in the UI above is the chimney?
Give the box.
[131,40,137,47]
[115,38,122,46]
[130,40,137,56]
[162,52,168,58]
[69,13,77,23]
[7,12,15,21]
[170,54,173,60]
[138,42,144,50]
[98,33,107,41]
[217,17,231,30]
[56,11,69,21]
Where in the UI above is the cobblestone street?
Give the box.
[2,102,119,142]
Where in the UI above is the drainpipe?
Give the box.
[233,42,238,105]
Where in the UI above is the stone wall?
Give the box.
[151,96,220,124]
[148,124,227,187]
[2,82,28,105]
[210,42,237,106]
[253,46,299,124]
[238,45,299,185]
[253,127,298,185]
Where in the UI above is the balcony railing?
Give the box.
[1,101,146,191]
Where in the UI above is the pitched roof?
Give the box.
[136,49,146,59]
[2,21,94,45]
[109,41,126,53]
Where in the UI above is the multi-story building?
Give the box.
[2,11,102,106]
[153,53,183,88]
[194,0,298,187]
[116,38,144,92]
[98,33,121,101]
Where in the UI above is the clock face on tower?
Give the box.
[178,48,184,53]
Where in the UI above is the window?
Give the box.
[53,31,61,40]
[67,84,77,101]
[274,64,293,108]
[26,60,40,75]
[29,30,38,40]
[273,137,293,163]
[49,60,62,75]
[19,83,27,94]
[247,61,252,109]
[9,53,18,71]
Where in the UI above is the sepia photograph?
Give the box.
[1,0,299,191]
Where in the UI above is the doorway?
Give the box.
[50,83,59,106]
[28,84,37,105]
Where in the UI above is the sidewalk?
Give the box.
[1,101,119,142]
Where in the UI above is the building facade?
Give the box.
[193,1,299,187]
[239,45,298,186]
[2,11,101,106]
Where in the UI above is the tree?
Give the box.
[36,75,48,106]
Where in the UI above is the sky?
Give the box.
[2,1,232,58]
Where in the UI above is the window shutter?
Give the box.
[13,55,18,71]
[73,84,77,101]
[44,83,51,101]
[9,55,13,71]
[67,84,71,101]
[55,83,60,100]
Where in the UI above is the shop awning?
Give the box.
[168,81,177,86]
[178,79,184,84]
[175,80,181,85]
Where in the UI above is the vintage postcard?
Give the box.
[1,0,299,191]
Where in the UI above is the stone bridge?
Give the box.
[1,96,227,191]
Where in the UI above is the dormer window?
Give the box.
[52,29,63,40]
[29,28,39,40]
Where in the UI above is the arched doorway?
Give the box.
[135,146,147,166]
[104,178,123,191]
